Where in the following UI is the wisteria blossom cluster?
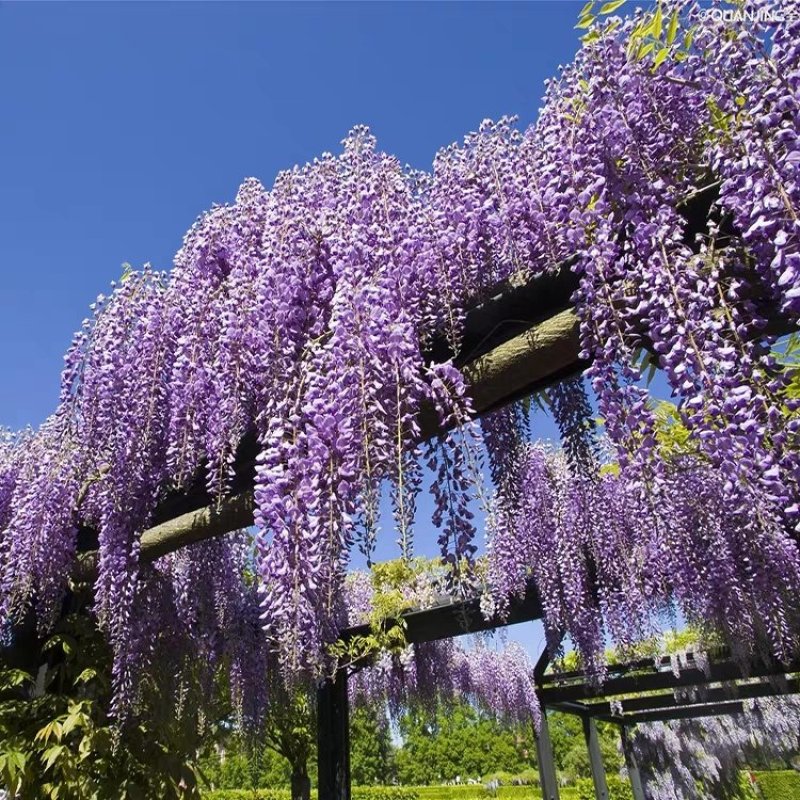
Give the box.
[0,0,798,722]
[348,636,541,731]
[345,569,541,727]
[631,695,800,799]
[486,0,800,674]
[486,437,800,681]
[113,530,269,726]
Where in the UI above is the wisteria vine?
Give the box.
[0,1,798,731]
[631,695,800,799]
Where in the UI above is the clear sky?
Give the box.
[0,0,590,430]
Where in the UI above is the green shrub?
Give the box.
[410,785,552,800]
[202,791,291,800]
[754,770,800,800]
[354,788,420,800]
[576,776,633,800]
[203,789,419,800]
[409,787,485,800]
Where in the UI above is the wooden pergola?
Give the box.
[23,184,795,798]
[322,595,800,800]
[535,646,800,800]
[320,584,545,800]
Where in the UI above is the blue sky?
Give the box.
[0,0,590,430]
[0,1,670,657]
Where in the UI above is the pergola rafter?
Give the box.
[536,647,800,800]
[75,268,584,573]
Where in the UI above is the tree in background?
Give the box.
[395,701,535,785]
[350,706,395,786]
[548,711,622,784]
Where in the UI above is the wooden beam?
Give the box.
[535,712,561,800]
[573,677,800,718]
[614,700,745,725]
[583,717,609,800]
[340,581,543,647]
[620,727,645,800]
[317,668,351,800]
[74,307,582,575]
[538,657,800,705]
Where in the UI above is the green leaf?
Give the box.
[599,0,626,14]
[638,41,656,60]
[652,4,663,39]
[3,669,33,688]
[666,8,680,45]
[579,0,595,18]
[73,668,97,686]
[35,720,64,744]
[42,744,65,771]
[42,633,75,657]
[646,358,659,385]
[576,14,596,30]
[61,709,88,736]
[652,46,670,70]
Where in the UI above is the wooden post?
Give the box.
[620,726,645,800]
[582,717,608,800]
[535,712,561,800]
[317,668,350,800]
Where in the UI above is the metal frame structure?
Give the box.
[317,584,544,800]
[317,597,800,800]
[536,648,800,800]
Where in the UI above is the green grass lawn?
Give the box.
[754,770,800,800]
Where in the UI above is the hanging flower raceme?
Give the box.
[348,632,541,731]
[344,568,541,728]
[486,443,800,677]
[1,0,800,722]
[631,695,800,800]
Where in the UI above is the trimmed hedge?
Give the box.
[203,789,419,800]
[754,770,800,800]
[355,790,420,800]
[410,787,578,800]
[576,776,633,800]
[203,792,290,800]
[203,786,582,800]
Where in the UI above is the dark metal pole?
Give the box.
[582,717,608,800]
[317,668,351,800]
[535,712,561,800]
[620,726,645,800]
